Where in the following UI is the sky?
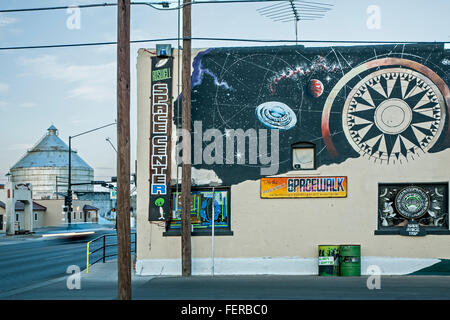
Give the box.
[0,0,448,184]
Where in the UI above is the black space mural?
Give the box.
[173,44,450,186]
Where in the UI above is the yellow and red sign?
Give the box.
[261,176,347,198]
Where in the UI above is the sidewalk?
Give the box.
[0,258,152,300]
[2,258,450,300]
[0,232,43,245]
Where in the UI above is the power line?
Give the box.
[1,2,447,51]
[0,38,445,51]
[0,0,316,13]
[0,3,117,13]
[0,2,173,13]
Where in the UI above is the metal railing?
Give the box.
[86,232,136,273]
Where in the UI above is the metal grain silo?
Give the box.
[10,125,94,199]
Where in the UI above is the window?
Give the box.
[291,142,315,170]
[16,214,19,222]
[164,187,233,236]
[80,212,83,220]
[73,212,77,220]
[34,213,38,221]
[88,212,91,219]
[375,183,449,235]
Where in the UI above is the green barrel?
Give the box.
[339,245,361,276]
[318,245,340,276]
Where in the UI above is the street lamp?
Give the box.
[106,137,117,153]
[67,121,117,226]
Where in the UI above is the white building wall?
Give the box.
[135,48,450,276]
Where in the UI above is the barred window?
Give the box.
[164,187,233,236]
[375,183,449,235]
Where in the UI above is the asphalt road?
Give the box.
[3,270,450,300]
[133,275,450,300]
[0,227,135,296]
[0,227,448,301]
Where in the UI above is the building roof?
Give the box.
[10,125,93,170]
[0,201,47,211]
[83,204,99,211]
[76,191,112,201]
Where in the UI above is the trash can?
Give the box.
[318,245,340,276]
[339,244,361,276]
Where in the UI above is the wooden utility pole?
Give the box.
[117,0,131,300]
[181,0,192,276]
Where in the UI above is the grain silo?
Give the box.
[9,125,94,199]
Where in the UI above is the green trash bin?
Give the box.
[339,244,361,276]
[318,245,340,276]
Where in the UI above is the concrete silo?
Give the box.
[10,125,94,199]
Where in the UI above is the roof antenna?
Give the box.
[257,0,334,45]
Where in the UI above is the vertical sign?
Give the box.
[149,57,173,221]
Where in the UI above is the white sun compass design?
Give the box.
[342,68,446,163]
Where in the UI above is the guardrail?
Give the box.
[86,232,136,273]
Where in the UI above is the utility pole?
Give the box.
[181,0,192,277]
[117,0,131,300]
[67,137,73,225]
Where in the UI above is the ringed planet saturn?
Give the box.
[255,101,297,130]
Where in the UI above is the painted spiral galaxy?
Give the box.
[255,101,297,130]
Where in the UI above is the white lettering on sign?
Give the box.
[151,83,169,195]
[406,224,420,236]
[318,256,334,266]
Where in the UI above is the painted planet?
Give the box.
[309,79,324,98]
[255,101,297,130]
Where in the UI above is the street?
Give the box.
[0,226,448,301]
[1,265,450,300]
[0,236,448,301]
[132,275,450,300]
[0,227,134,297]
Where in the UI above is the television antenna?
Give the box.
[257,0,334,44]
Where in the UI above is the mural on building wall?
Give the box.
[174,44,449,186]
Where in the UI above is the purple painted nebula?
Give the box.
[191,48,232,90]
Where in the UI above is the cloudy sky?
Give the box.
[0,0,448,184]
